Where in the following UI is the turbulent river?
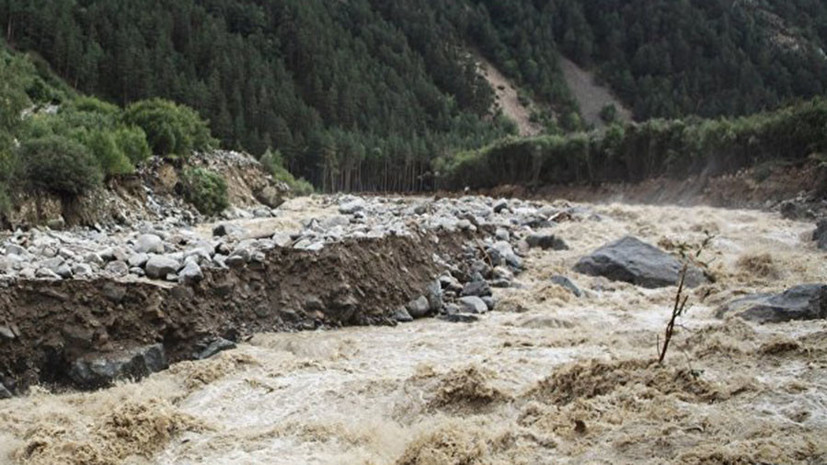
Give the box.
[1,200,825,464]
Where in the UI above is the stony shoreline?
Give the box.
[0,195,590,394]
[2,193,825,399]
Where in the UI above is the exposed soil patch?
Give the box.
[559,57,632,129]
[477,57,543,137]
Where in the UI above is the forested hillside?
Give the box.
[0,0,534,191]
[2,0,827,192]
[546,0,827,119]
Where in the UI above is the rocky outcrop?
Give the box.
[716,284,827,323]
[573,236,705,288]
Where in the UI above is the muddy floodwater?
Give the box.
[1,200,825,464]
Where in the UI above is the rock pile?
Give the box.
[0,193,596,392]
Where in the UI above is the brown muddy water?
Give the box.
[1,201,825,464]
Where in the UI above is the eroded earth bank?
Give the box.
[1,194,826,465]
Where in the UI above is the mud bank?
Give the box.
[0,232,464,391]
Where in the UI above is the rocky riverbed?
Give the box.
[0,195,826,464]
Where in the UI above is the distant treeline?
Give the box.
[437,99,827,190]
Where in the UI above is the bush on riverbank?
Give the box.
[180,167,230,216]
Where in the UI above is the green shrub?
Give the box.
[70,96,121,117]
[0,149,13,216]
[73,129,133,177]
[600,104,618,123]
[0,183,10,218]
[19,135,103,196]
[181,167,229,216]
[114,126,152,165]
[124,99,215,157]
[260,149,315,196]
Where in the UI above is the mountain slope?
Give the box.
[558,57,632,129]
[545,0,827,119]
[3,0,827,191]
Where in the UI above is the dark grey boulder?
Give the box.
[573,236,704,288]
[487,241,523,269]
[814,220,827,251]
[438,314,479,323]
[442,303,461,315]
[493,199,509,213]
[462,280,491,297]
[179,261,204,284]
[197,338,237,360]
[551,275,582,297]
[393,307,414,323]
[69,343,168,389]
[0,382,11,399]
[145,255,181,280]
[526,234,569,251]
[406,295,431,319]
[459,296,488,314]
[716,284,827,323]
[425,279,443,313]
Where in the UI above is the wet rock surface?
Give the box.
[815,219,827,250]
[573,236,705,288]
[716,284,827,323]
[68,344,168,390]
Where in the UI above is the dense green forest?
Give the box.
[545,0,827,119]
[2,0,827,194]
[0,0,529,191]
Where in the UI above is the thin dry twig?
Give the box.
[658,231,714,365]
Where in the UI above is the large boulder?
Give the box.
[178,261,204,284]
[145,255,181,280]
[406,295,431,319]
[459,296,488,314]
[573,236,704,288]
[134,234,165,254]
[255,185,286,209]
[68,344,168,389]
[339,198,366,214]
[814,219,827,251]
[462,280,492,297]
[487,241,523,269]
[425,279,443,313]
[716,284,827,323]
